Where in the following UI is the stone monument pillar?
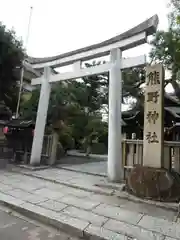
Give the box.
[127,64,180,201]
[143,64,164,168]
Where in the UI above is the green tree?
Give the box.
[21,63,109,154]
[22,61,147,154]
[120,0,180,109]
[169,0,180,25]
[122,67,145,110]
[21,87,40,120]
[150,29,180,96]
[0,23,24,112]
[149,0,180,97]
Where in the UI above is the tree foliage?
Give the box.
[0,23,24,112]
[122,68,145,109]
[21,66,109,151]
[149,0,180,97]
[169,0,180,25]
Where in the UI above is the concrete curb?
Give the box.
[67,152,107,160]
[17,164,50,171]
[57,166,107,177]
[0,198,128,240]
[0,198,85,238]
[115,192,179,213]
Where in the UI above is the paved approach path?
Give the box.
[0,167,180,239]
[57,160,107,177]
[0,205,80,240]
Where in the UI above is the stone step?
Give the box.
[0,170,179,239]
[0,192,129,240]
[10,166,180,213]
[0,190,179,239]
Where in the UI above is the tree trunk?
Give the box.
[49,130,59,165]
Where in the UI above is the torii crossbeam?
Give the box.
[29,15,159,182]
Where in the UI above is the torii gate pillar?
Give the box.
[30,52,124,182]
[30,67,51,166]
[108,48,123,181]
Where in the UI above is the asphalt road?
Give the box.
[0,206,80,240]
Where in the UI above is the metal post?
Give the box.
[15,6,33,118]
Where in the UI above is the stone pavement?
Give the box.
[0,168,180,239]
[11,165,180,211]
[13,165,121,195]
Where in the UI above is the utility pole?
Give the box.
[15,6,33,118]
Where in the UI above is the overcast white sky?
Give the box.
[0,0,169,59]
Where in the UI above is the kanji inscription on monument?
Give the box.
[143,64,164,168]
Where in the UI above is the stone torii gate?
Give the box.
[28,15,159,182]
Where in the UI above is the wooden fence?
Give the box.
[122,139,180,177]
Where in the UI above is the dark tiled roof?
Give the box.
[164,92,180,105]
[23,61,41,77]
[5,119,35,128]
